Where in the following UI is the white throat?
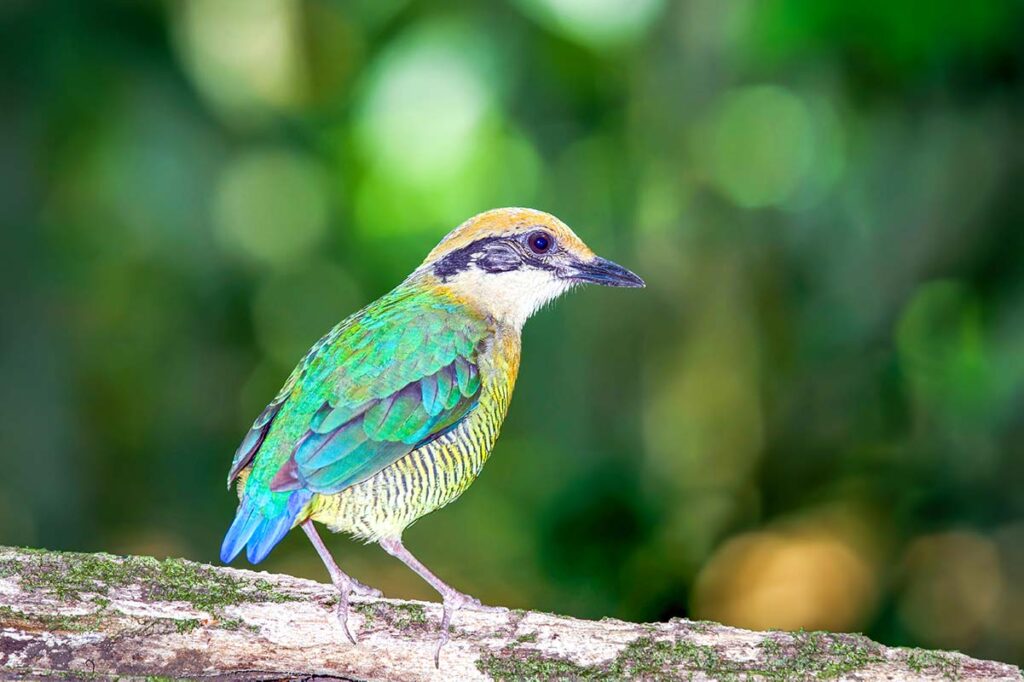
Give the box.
[427,267,574,330]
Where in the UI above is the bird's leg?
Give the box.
[379,536,506,666]
[301,520,382,644]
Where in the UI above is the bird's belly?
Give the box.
[309,382,509,541]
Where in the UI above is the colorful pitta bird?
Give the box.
[220,207,644,661]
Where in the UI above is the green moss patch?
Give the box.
[0,548,293,612]
[174,618,203,634]
[479,649,591,681]
[903,648,963,680]
[477,635,723,681]
[353,600,429,632]
[0,547,301,640]
[755,630,886,680]
[478,630,890,681]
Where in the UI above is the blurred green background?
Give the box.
[2,0,1023,667]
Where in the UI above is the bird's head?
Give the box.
[414,207,644,329]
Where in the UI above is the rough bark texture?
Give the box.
[0,546,1019,681]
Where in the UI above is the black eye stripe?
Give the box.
[478,245,521,273]
[433,231,558,281]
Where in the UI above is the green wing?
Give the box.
[260,287,490,495]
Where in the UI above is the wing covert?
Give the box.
[268,291,490,495]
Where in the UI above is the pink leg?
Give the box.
[302,520,382,643]
[379,536,506,666]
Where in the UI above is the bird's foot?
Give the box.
[350,578,383,599]
[433,591,508,667]
[331,583,357,645]
[327,577,383,644]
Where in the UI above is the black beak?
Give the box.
[567,256,646,288]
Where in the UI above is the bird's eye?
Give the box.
[528,231,553,254]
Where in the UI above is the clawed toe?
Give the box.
[451,593,481,609]
[446,593,506,614]
[332,589,358,645]
[351,580,383,599]
[432,591,496,667]
[324,577,384,645]
[473,602,508,614]
[327,577,364,643]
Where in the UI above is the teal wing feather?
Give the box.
[221,286,490,564]
[268,287,488,494]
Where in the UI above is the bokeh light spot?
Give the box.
[174,0,306,121]
[354,24,495,185]
[693,523,877,632]
[896,279,993,415]
[213,148,330,268]
[515,0,665,49]
[353,126,540,244]
[898,532,1004,649]
[700,85,815,208]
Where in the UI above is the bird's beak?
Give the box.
[566,256,646,288]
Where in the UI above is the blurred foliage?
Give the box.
[2,0,1023,667]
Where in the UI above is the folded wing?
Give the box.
[268,291,488,495]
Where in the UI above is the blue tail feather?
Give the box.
[220,504,259,563]
[246,513,295,564]
[220,490,312,565]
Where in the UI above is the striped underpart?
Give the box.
[309,346,515,541]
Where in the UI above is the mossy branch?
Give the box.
[0,547,1019,681]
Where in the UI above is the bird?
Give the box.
[220,207,644,662]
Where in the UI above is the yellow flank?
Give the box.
[308,328,521,542]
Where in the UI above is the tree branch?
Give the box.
[0,546,1018,681]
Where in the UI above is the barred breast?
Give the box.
[309,330,520,542]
